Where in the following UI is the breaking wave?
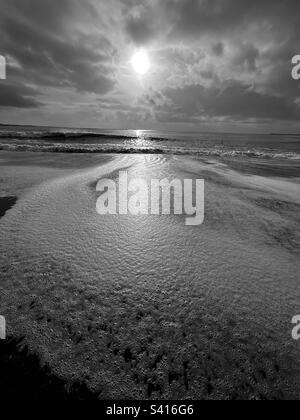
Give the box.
[0,130,132,142]
[0,141,299,160]
[0,126,300,160]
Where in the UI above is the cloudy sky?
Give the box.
[0,0,300,132]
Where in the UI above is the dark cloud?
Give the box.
[208,81,300,120]
[0,83,41,108]
[151,0,300,40]
[212,42,225,57]
[125,15,156,46]
[145,81,300,122]
[0,0,116,103]
[232,44,259,73]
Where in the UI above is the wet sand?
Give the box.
[0,153,112,400]
[0,151,300,400]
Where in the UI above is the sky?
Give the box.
[0,0,300,132]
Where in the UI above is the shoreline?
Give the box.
[1,144,299,162]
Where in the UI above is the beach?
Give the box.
[1,0,300,403]
[0,147,300,400]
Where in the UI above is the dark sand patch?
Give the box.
[242,195,300,253]
[0,196,17,218]
[0,338,97,400]
[251,197,300,214]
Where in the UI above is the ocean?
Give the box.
[0,125,300,159]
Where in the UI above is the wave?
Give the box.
[0,129,175,143]
[0,142,299,160]
[0,130,133,142]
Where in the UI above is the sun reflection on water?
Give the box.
[125,130,153,150]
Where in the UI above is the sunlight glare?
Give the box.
[131,50,150,75]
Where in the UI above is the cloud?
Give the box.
[232,44,259,73]
[143,0,300,41]
[144,81,300,122]
[0,83,41,108]
[0,0,116,101]
[122,0,300,113]
[212,42,225,57]
[0,0,300,128]
[125,15,157,46]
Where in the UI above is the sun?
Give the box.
[131,50,150,75]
